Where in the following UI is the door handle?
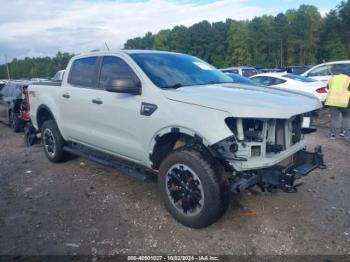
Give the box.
[92,98,103,105]
[62,93,70,99]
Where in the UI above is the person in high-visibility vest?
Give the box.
[325,65,350,139]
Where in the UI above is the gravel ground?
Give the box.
[0,116,350,255]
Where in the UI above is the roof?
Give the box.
[322,60,350,65]
[78,49,183,56]
[71,50,191,61]
[221,66,256,70]
[252,72,287,77]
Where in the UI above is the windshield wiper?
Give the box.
[160,83,183,89]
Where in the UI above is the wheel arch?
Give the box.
[149,127,215,170]
[36,104,57,130]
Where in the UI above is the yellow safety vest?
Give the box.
[325,74,350,108]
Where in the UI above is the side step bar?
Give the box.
[63,145,157,182]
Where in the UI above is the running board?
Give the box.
[63,145,156,182]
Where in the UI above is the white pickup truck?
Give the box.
[28,50,325,228]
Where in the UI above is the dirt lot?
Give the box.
[1,116,350,255]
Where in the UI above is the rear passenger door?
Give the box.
[59,56,101,141]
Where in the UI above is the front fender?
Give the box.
[147,104,234,159]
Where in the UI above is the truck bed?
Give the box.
[32,81,62,87]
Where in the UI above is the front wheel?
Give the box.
[158,148,225,228]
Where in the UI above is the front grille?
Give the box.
[275,119,286,150]
[291,116,302,145]
[266,115,302,155]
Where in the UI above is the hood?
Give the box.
[163,84,322,119]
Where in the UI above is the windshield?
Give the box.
[282,73,315,82]
[129,53,233,88]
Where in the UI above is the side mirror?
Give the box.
[105,78,141,95]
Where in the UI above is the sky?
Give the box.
[0,0,338,63]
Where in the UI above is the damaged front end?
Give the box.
[211,114,326,193]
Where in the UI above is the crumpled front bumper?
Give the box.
[230,145,326,193]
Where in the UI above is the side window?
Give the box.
[251,76,267,85]
[1,84,12,97]
[99,56,139,89]
[13,85,23,98]
[308,66,330,77]
[223,69,238,74]
[271,77,286,85]
[331,64,350,75]
[69,57,98,88]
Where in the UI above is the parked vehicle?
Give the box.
[28,50,325,228]
[285,66,310,75]
[220,66,258,77]
[51,70,65,82]
[302,60,350,82]
[225,73,260,86]
[259,68,284,73]
[0,81,31,132]
[30,78,49,82]
[250,73,328,102]
[0,80,6,91]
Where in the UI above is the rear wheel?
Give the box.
[158,148,226,228]
[41,120,69,162]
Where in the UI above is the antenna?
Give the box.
[105,42,110,51]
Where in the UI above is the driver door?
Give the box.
[89,56,145,162]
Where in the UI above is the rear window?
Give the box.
[222,69,239,74]
[251,76,286,86]
[242,68,258,77]
[69,57,98,88]
[282,73,315,82]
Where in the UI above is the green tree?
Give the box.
[225,20,251,66]
[153,29,171,51]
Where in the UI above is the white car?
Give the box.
[302,60,350,82]
[250,72,328,102]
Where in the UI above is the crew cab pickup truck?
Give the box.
[28,50,325,228]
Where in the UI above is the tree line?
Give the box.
[0,52,73,80]
[0,1,349,79]
[124,1,350,68]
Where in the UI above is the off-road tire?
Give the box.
[10,111,22,133]
[41,120,68,163]
[158,148,225,228]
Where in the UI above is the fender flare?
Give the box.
[148,126,211,162]
[36,104,57,126]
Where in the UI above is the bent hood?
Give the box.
[163,84,322,119]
